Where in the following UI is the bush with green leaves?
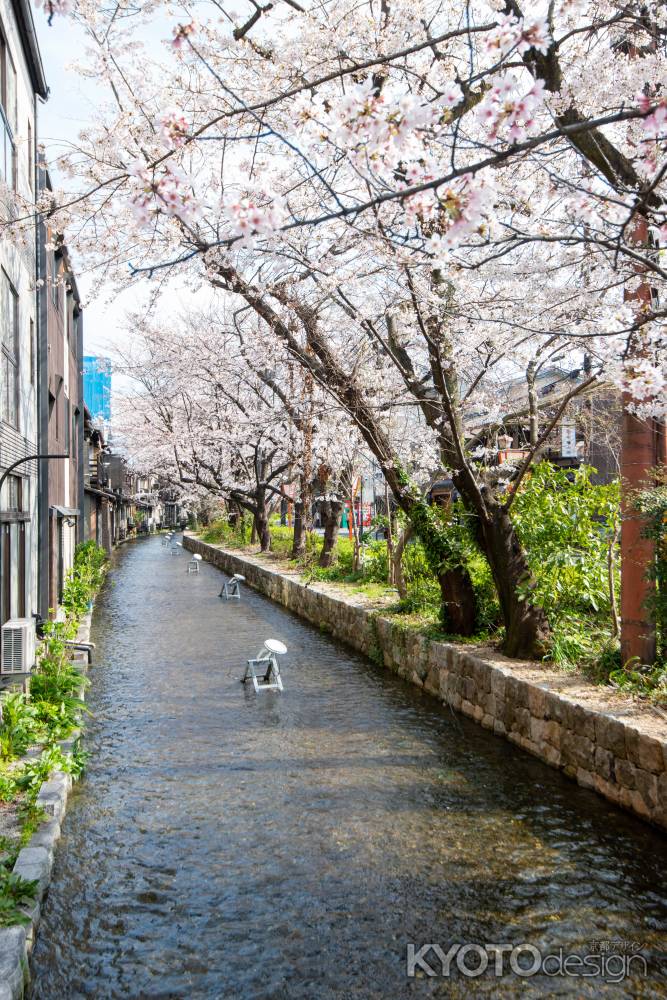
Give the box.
[0,870,38,927]
[14,743,88,796]
[510,463,620,668]
[632,469,667,668]
[0,543,103,928]
[0,692,39,760]
[61,541,109,619]
[200,515,252,546]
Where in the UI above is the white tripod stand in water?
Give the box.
[241,639,287,693]
[220,573,245,600]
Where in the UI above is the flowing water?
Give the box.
[29,537,666,999]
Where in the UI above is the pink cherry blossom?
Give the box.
[160,110,189,149]
[171,21,196,50]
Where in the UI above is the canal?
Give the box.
[29,537,666,998]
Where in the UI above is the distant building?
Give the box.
[36,171,86,616]
[83,356,112,425]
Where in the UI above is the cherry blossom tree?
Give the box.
[26,0,667,656]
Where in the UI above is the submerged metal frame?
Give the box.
[241,646,284,693]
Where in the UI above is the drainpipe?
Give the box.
[36,148,50,620]
[76,308,85,544]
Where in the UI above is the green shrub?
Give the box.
[0,871,38,927]
[511,463,619,620]
[0,693,39,760]
[200,515,250,546]
[61,542,108,619]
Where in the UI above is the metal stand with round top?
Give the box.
[187,553,203,574]
[241,639,286,692]
[220,573,245,600]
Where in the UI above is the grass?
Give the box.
[196,516,667,703]
[198,519,500,643]
[0,541,107,925]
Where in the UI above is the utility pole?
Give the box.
[617,14,667,663]
[620,214,666,665]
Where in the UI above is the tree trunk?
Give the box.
[438,568,477,635]
[392,522,412,599]
[350,492,361,572]
[474,500,550,659]
[319,500,344,567]
[292,495,305,558]
[384,483,395,585]
[254,493,272,553]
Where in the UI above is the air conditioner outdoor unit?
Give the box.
[1,619,37,675]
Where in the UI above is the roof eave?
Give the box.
[12,0,48,100]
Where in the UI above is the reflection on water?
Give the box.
[29,537,667,999]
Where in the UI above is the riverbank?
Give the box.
[184,535,667,832]
[0,611,91,1000]
[0,542,109,999]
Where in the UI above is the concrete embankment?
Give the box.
[184,535,667,832]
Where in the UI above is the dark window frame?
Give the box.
[0,21,17,190]
[1,268,19,429]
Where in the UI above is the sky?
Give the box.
[33,9,197,371]
[35,15,134,360]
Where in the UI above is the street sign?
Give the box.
[561,420,577,458]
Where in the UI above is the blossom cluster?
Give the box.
[636,93,667,184]
[224,193,285,246]
[476,75,546,144]
[172,22,196,50]
[484,13,551,59]
[128,161,200,226]
[620,358,667,419]
[320,78,461,166]
[160,110,189,149]
[422,174,495,255]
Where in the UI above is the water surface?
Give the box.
[29,537,667,998]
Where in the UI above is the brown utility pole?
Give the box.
[620,214,666,665]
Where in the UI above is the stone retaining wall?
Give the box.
[185,536,667,832]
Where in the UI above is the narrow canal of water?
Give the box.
[29,537,666,999]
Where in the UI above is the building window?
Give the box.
[51,251,60,307]
[29,317,35,385]
[0,24,16,189]
[27,119,32,192]
[55,380,62,440]
[0,269,19,428]
[64,394,70,452]
[7,473,20,511]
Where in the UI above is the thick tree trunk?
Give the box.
[292,497,305,558]
[350,492,361,572]
[254,494,272,553]
[474,500,550,659]
[392,523,412,599]
[438,568,477,635]
[385,484,395,585]
[319,500,344,567]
